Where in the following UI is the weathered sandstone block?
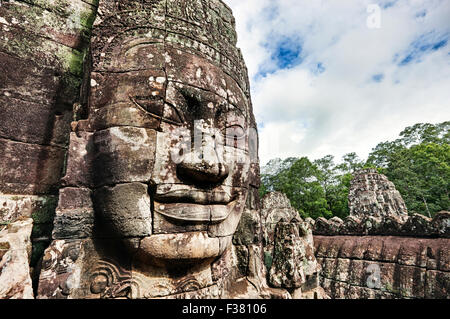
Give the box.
[52,188,94,240]
[93,183,152,238]
[314,235,450,299]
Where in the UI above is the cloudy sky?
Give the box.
[224,0,450,165]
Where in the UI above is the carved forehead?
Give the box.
[93,40,250,118]
[92,0,249,94]
[89,0,257,127]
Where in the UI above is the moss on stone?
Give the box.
[1,0,96,77]
[79,8,97,29]
[54,47,86,77]
[264,251,273,271]
[31,197,58,225]
[20,0,96,20]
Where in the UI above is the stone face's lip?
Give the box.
[154,201,236,223]
[138,232,230,261]
[154,189,234,205]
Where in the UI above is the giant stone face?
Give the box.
[36,0,261,299]
[86,0,258,267]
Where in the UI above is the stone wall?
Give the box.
[311,169,449,299]
[0,0,99,284]
[312,211,450,238]
[314,235,449,299]
[0,218,34,299]
[312,214,450,299]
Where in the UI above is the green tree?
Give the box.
[314,155,351,219]
[367,121,449,170]
[386,143,449,217]
[269,157,332,219]
[260,121,449,219]
[337,152,365,174]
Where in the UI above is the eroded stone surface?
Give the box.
[257,192,323,298]
[0,1,99,292]
[260,192,300,245]
[94,183,152,238]
[0,0,97,196]
[0,218,34,299]
[313,172,449,299]
[1,0,445,299]
[1,0,329,300]
[313,211,449,238]
[348,169,408,219]
[52,188,94,240]
[315,235,450,299]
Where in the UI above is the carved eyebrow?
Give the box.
[128,95,184,126]
[123,41,161,54]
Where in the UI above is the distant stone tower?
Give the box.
[348,169,408,219]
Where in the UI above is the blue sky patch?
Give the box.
[380,0,398,9]
[261,3,280,22]
[273,39,303,69]
[397,31,449,66]
[372,74,385,83]
[315,62,326,74]
[256,36,304,78]
[416,10,427,18]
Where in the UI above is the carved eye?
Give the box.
[164,103,184,125]
[133,95,164,116]
[129,95,184,126]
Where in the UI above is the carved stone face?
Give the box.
[88,36,256,267]
[35,0,263,299]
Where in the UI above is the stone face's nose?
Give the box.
[177,148,229,185]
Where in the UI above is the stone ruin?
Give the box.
[312,170,449,299]
[314,170,449,238]
[0,0,323,299]
[259,193,324,299]
[348,169,408,219]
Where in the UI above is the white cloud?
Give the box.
[225,0,450,165]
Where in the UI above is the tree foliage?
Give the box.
[260,154,361,219]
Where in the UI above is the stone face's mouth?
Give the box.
[152,184,239,223]
[154,201,237,223]
[153,187,234,205]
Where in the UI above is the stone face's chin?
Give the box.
[136,232,231,267]
[154,201,237,223]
